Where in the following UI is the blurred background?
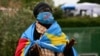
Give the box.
[0,0,100,56]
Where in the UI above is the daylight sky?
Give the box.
[53,0,80,6]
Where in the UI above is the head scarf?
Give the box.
[33,2,52,18]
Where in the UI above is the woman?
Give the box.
[15,2,77,56]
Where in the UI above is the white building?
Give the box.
[75,2,100,17]
[61,2,100,17]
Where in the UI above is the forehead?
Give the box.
[40,7,50,10]
[39,7,51,12]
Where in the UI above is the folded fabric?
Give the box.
[18,21,78,56]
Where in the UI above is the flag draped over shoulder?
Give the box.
[23,21,68,52]
[15,21,77,56]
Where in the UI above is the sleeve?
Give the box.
[15,34,31,56]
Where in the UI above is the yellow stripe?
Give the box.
[21,41,30,56]
[21,49,24,56]
[45,33,69,46]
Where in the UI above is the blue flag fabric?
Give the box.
[21,21,78,56]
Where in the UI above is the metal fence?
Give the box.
[62,27,100,56]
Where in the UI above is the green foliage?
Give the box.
[0,9,34,56]
[45,0,54,7]
[0,0,41,8]
[53,7,63,19]
[21,0,41,8]
[57,16,100,27]
[0,0,9,7]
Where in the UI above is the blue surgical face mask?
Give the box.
[37,12,55,24]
